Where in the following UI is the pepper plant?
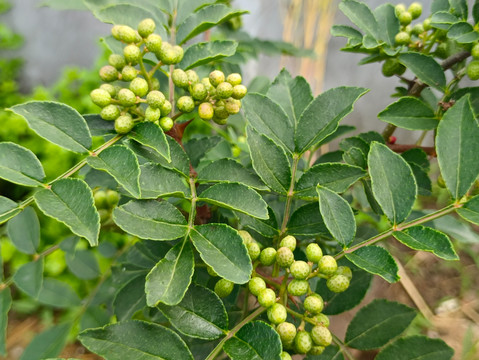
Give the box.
[0,0,478,359]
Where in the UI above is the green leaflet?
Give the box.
[223,321,282,360]
[0,196,20,225]
[190,224,252,284]
[13,259,44,298]
[378,97,439,130]
[34,179,100,246]
[113,200,187,241]
[376,335,454,360]
[198,183,269,219]
[79,320,194,360]
[339,0,379,39]
[399,52,446,91]
[0,142,45,187]
[87,145,141,198]
[114,275,147,322]
[345,299,416,350]
[436,96,479,199]
[9,101,92,153]
[287,203,331,237]
[368,142,417,224]
[65,250,101,280]
[128,122,171,162]
[20,323,71,360]
[139,163,190,199]
[345,246,400,283]
[457,194,479,225]
[180,40,238,70]
[37,278,81,308]
[145,240,194,306]
[7,207,40,255]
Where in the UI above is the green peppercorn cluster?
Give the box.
[93,189,120,222]
[172,68,247,125]
[234,231,352,357]
[90,18,248,135]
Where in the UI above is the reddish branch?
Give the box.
[388,143,436,156]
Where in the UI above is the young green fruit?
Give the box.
[209,70,225,86]
[147,90,166,108]
[213,116,228,125]
[114,115,135,134]
[239,230,254,245]
[158,42,176,64]
[214,279,234,298]
[106,189,120,207]
[99,65,119,82]
[408,2,422,19]
[294,331,313,354]
[306,243,323,263]
[318,255,337,276]
[160,100,172,116]
[198,102,214,120]
[118,88,137,107]
[247,242,261,261]
[121,65,138,82]
[171,45,184,63]
[177,96,195,113]
[398,11,412,25]
[145,106,162,122]
[287,279,309,296]
[394,3,406,16]
[411,23,425,36]
[467,60,479,80]
[472,43,479,59]
[117,25,137,43]
[290,261,310,280]
[335,266,353,280]
[216,82,234,99]
[313,313,330,328]
[225,99,241,115]
[327,274,350,293]
[159,117,174,132]
[172,69,189,88]
[259,247,276,266]
[100,83,117,97]
[267,303,287,324]
[100,105,120,121]
[191,83,207,101]
[124,44,142,65]
[248,276,266,296]
[186,70,199,85]
[257,288,276,308]
[207,265,218,277]
[381,58,406,77]
[138,18,156,38]
[311,326,332,347]
[232,84,247,99]
[304,294,324,314]
[146,34,162,54]
[280,235,296,251]
[90,88,111,108]
[309,345,326,356]
[276,247,294,268]
[276,322,297,344]
[108,54,126,70]
[227,73,242,86]
[395,31,411,45]
[94,190,108,209]
[280,352,292,360]
[423,18,432,30]
[130,77,149,97]
[98,209,110,222]
[214,104,229,120]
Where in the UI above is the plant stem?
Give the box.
[335,203,460,259]
[280,153,300,235]
[332,333,355,360]
[205,306,266,360]
[187,176,197,230]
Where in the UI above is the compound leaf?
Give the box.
[346,246,399,283]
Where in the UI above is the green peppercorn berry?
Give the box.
[225,99,241,114]
[213,116,228,125]
[294,331,313,354]
[186,70,199,85]
[276,247,294,268]
[257,288,276,308]
[94,190,108,209]
[327,274,350,293]
[90,88,111,108]
[108,54,126,70]
[214,279,234,298]
[118,88,137,107]
[267,303,287,324]
[259,247,276,266]
[381,58,406,77]
[280,235,297,251]
[248,276,266,296]
[121,65,138,82]
[437,175,446,188]
[114,115,135,134]
[146,90,165,109]
[130,77,149,97]
[280,351,292,360]
[99,65,119,82]
[309,345,325,356]
[214,104,229,120]
[138,18,156,38]
[216,82,234,99]
[311,326,332,347]
[247,242,261,261]
[172,69,189,88]
[304,294,324,314]
[98,209,110,222]
[395,31,411,45]
[394,3,406,16]
[313,313,330,327]
[398,11,412,26]
[467,60,479,80]
[411,23,425,36]
[111,25,122,40]
[232,84,247,99]
[100,104,120,121]
[317,255,337,276]
[158,42,176,64]
[287,279,309,296]
[239,230,254,245]
[117,25,137,43]
[146,34,162,54]
[335,266,353,280]
[472,43,479,59]
[124,44,142,65]
[276,322,297,344]
[172,45,184,63]
[177,96,195,113]
[209,70,225,87]
[160,100,172,116]
[423,18,431,31]
[159,117,174,132]
[306,243,323,263]
[207,265,218,277]
[145,106,161,122]
[191,83,208,101]
[201,77,214,90]
[232,145,241,157]
[198,102,214,120]
[106,189,120,207]
[227,73,242,86]
[290,261,311,280]
[100,83,116,97]
[408,2,422,19]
